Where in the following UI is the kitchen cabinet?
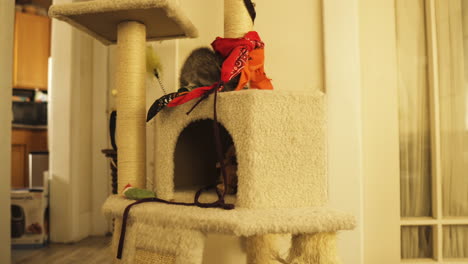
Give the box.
[13,11,51,90]
[11,144,27,188]
[11,128,48,188]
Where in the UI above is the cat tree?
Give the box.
[49,0,355,263]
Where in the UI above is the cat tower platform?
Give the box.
[49,0,356,263]
[102,193,354,263]
[103,195,355,236]
[49,0,198,45]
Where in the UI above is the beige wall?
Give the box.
[255,0,324,92]
[326,1,401,262]
[177,0,224,69]
[174,0,324,93]
[49,16,84,241]
[91,40,111,235]
[74,32,93,219]
[49,0,110,241]
[0,2,14,263]
[324,0,364,262]
[359,0,401,263]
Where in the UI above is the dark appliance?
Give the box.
[11,205,25,238]
[12,102,48,126]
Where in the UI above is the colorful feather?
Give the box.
[146,91,188,122]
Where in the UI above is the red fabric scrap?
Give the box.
[167,31,272,108]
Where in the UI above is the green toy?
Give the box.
[122,184,156,200]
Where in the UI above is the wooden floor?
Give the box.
[12,236,113,264]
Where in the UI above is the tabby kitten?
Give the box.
[179,47,239,91]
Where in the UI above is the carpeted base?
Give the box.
[112,216,206,264]
[107,203,349,264]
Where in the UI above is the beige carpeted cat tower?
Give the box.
[49,0,355,263]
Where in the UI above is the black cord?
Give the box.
[243,0,256,22]
[110,111,117,151]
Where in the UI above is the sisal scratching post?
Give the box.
[246,235,284,264]
[224,0,253,38]
[116,21,147,193]
[286,233,341,264]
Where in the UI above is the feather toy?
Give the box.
[146,45,167,94]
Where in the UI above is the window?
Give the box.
[396,0,468,262]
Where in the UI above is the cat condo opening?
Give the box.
[172,119,238,203]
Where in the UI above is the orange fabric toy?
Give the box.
[234,47,273,90]
[167,31,272,108]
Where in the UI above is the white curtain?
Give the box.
[397,0,468,259]
[396,0,433,258]
[441,0,468,258]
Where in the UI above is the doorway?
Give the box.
[174,119,237,202]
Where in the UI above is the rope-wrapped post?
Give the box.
[224,0,253,38]
[286,232,341,264]
[246,234,282,264]
[116,21,147,193]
